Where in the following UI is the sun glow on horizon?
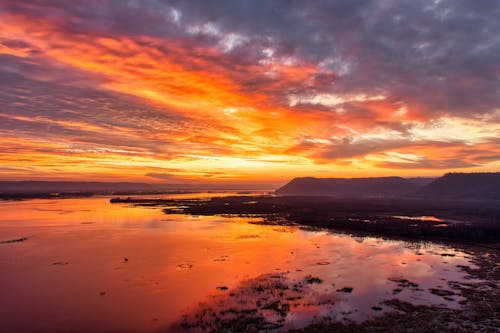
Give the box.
[0,1,499,183]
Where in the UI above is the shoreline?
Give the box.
[110,195,500,245]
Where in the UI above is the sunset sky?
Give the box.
[0,0,499,185]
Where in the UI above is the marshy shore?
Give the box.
[111,195,500,244]
[109,195,500,331]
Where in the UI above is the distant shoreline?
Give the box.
[110,195,500,245]
[0,190,271,201]
[0,191,195,201]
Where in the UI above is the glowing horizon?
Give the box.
[1,1,499,184]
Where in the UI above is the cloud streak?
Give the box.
[0,0,499,181]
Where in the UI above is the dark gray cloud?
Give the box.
[158,0,500,117]
[0,62,191,157]
[0,0,499,175]
[2,0,499,118]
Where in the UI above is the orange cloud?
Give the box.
[0,6,498,182]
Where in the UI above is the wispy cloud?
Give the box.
[0,0,499,181]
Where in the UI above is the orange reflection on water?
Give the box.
[0,197,477,332]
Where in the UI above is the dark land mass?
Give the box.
[0,190,190,201]
[405,177,436,188]
[4,172,497,201]
[0,181,176,194]
[111,195,500,243]
[0,181,271,200]
[0,192,97,201]
[275,176,417,197]
[417,173,500,200]
[276,173,500,201]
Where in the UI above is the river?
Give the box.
[0,196,478,332]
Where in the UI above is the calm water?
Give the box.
[0,196,478,332]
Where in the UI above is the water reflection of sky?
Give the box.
[0,196,479,332]
[392,215,443,222]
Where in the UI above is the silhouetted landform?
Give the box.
[406,177,436,188]
[276,173,500,200]
[0,192,96,201]
[111,195,500,243]
[416,173,500,200]
[0,181,271,200]
[275,177,418,197]
[0,181,199,195]
[0,181,173,193]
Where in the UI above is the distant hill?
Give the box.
[275,177,417,197]
[417,173,500,200]
[0,181,175,194]
[0,181,273,196]
[406,177,436,187]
